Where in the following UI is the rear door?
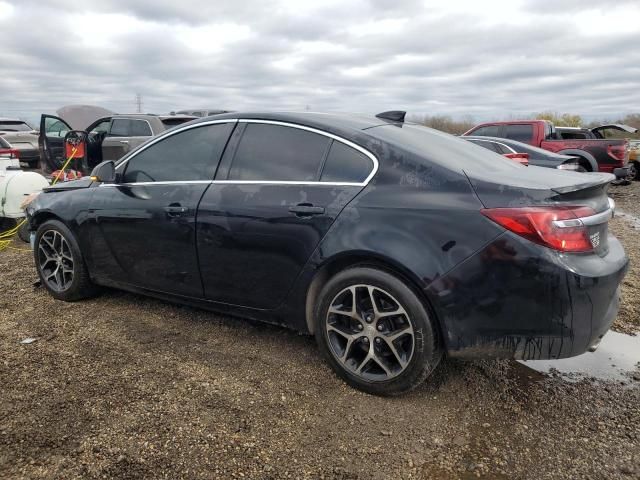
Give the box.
[86,121,236,297]
[39,114,72,171]
[197,120,377,309]
[101,118,154,161]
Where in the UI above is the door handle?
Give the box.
[164,204,189,217]
[289,203,325,216]
[119,140,129,144]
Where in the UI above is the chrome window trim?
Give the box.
[552,208,613,228]
[236,119,379,185]
[114,118,238,172]
[469,138,516,154]
[112,118,379,187]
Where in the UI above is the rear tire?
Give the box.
[34,219,97,301]
[314,266,442,396]
[632,161,640,181]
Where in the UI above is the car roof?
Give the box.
[192,111,394,139]
[0,117,27,122]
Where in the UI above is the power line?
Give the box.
[135,93,143,113]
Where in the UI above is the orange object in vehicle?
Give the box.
[65,139,84,159]
[50,169,83,182]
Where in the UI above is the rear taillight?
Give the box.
[607,143,628,163]
[503,152,529,166]
[0,148,19,159]
[481,206,596,252]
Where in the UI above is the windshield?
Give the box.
[0,121,33,132]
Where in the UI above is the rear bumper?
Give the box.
[613,167,629,179]
[426,232,629,360]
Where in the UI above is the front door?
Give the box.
[39,114,72,172]
[86,121,236,297]
[197,121,376,309]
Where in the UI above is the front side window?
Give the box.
[504,124,534,142]
[44,117,69,138]
[122,123,234,183]
[228,123,330,181]
[130,119,153,137]
[320,140,372,183]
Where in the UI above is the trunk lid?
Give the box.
[465,167,614,255]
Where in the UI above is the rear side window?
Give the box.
[504,124,534,142]
[109,119,130,137]
[130,120,152,137]
[320,141,372,183]
[470,139,501,153]
[122,123,234,183]
[228,124,330,181]
[470,125,501,137]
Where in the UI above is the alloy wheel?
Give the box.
[325,284,415,381]
[38,230,74,292]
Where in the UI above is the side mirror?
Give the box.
[90,160,116,183]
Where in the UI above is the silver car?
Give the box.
[0,118,40,168]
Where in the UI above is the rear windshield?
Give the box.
[368,123,522,173]
[0,121,33,132]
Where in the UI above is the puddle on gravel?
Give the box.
[519,331,640,383]
[616,210,640,229]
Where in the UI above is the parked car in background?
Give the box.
[630,140,640,178]
[176,109,231,118]
[25,111,628,396]
[0,118,40,168]
[464,136,584,171]
[554,125,640,181]
[0,136,20,161]
[463,120,633,181]
[39,111,196,174]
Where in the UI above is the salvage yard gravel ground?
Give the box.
[0,183,639,479]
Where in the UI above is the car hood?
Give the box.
[43,177,94,192]
[56,105,116,130]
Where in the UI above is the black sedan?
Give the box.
[464,135,584,171]
[25,112,628,395]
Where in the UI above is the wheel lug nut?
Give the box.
[357,324,363,331]
[377,324,384,331]
[365,315,373,323]
[375,338,381,344]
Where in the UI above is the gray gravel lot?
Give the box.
[0,183,639,479]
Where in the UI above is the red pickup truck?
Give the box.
[463,120,632,180]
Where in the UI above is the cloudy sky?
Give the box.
[1,0,639,124]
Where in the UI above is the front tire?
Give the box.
[315,267,442,396]
[34,219,97,301]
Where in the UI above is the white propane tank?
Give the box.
[0,160,50,218]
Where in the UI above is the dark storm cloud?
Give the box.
[1,0,639,123]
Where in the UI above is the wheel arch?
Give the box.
[304,251,445,344]
[29,210,65,231]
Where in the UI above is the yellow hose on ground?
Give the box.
[0,147,78,251]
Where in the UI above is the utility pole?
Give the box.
[135,93,143,113]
